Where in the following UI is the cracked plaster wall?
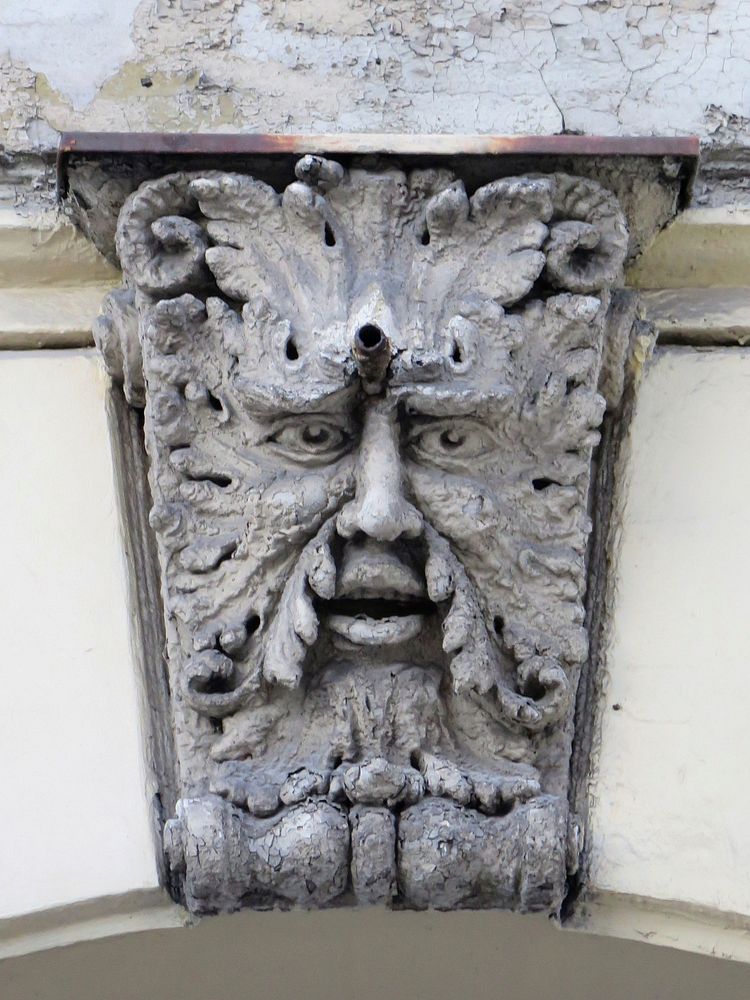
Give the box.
[1,0,749,156]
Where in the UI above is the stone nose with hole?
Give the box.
[337,401,423,542]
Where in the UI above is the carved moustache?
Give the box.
[182,515,569,734]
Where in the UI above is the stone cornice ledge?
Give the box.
[8,136,749,350]
[572,890,750,965]
[3,202,747,350]
[630,206,750,344]
[0,888,185,961]
[0,206,118,348]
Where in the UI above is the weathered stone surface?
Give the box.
[100,155,632,914]
[350,806,397,906]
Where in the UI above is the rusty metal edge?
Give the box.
[57,130,700,198]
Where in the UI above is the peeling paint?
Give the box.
[1,1,749,158]
[1,0,140,109]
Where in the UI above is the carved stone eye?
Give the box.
[409,420,493,464]
[440,428,465,450]
[265,418,352,463]
[302,423,334,447]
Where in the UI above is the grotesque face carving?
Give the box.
[101,156,630,913]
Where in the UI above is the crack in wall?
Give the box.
[0,0,748,154]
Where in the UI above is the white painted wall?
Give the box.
[0,351,160,921]
[585,347,750,955]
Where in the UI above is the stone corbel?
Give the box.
[95,152,647,915]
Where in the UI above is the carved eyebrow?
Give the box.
[233,377,359,417]
[394,384,514,417]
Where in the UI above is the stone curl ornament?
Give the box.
[97,155,632,914]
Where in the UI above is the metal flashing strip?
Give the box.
[57,131,700,198]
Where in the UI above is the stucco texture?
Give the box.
[1,0,748,154]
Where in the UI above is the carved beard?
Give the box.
[187,516,562,820]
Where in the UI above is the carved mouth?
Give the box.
[325,597,435,618]
[319,596,436,645]
[320,538,436,645]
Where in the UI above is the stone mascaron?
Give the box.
[96,155,631,914]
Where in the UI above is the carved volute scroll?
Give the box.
[96,156,633,914]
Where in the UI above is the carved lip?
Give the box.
[335,547,426,600]
[323,542,434,644]
[319,596,436,645]
[324,609,428,645]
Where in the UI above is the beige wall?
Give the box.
[4,908,750,1000]
[2,0,750,973]
[0,350,173,948]
[1,212,750,975]
[581,347,750,961]
[7,910,750,1000]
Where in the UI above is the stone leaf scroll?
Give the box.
[95,156,632,914]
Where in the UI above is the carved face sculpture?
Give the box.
[100,156,630,913]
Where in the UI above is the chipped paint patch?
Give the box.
[2,0,140,109]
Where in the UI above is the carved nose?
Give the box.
[337,404,423,542]
[337,484,423,542]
